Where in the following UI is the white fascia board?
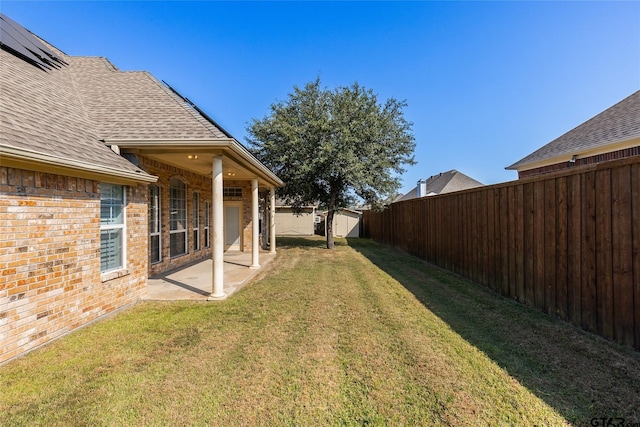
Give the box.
[105,138,236,147]
[0,144,158,183]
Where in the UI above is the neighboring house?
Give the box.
[0,14,283,364]
[397,170,484,201]
[274,199,317,236]
[324,209,362,238]
[507,90,640,178]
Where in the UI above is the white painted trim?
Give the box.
[204,200,211,249]
[99,183,127,274]
[149,184,162,264]
[0,144,157,183]
[169,177,188,258]
[193,191,200,251]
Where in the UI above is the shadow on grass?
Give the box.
[276,236,348,250]
[347,238,640,425]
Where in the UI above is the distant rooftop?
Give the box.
[398,170,483,202]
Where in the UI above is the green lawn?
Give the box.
[1,237,639,426]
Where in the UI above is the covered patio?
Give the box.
[144,250,277,301]
[112,138,283,301]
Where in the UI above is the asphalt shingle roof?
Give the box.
[0,44,143,175]
[1,17,231,178]
[69,57,229,141]
[507,90,640,170]
[398,170,483,201]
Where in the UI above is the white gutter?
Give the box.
[0,144,158,183]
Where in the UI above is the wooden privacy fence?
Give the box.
[363,157,640,351]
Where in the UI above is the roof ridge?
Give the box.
[66,58,96,130]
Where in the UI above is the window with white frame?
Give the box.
[100,183,125,273]
[223,187,243,198]
[204,201,211,248]
[170,177,187,257]
[193,191,200,251]
[149,185,161,263]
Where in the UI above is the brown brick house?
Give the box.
[506,90,640,178]
[0,14,282,364]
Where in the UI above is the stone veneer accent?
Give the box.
[0,166,148,365]
[138,156,256,277]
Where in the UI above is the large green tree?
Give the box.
[247,78,415,249]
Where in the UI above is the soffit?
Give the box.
[146,152,258,182]
[119,142,283,187]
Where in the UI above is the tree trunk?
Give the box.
[326,208,335,249]
[326,191,337,249]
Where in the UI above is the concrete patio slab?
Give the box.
[144,251,276,301]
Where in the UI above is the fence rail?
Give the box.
[363,157,640,351]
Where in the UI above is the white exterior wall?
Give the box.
[275,207,315,236]
[332,210,361,238]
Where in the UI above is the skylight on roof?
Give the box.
[0,13,67,70]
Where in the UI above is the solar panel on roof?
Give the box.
[0,13,67,70]
[1,25,52,70]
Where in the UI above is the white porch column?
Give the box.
[250,178,260,269]
[269,187,276,254]
[208,154,226,300]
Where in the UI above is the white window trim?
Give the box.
[204,200,211,248]
[223,187,243,198]
[150,185,162,264]
[100,183,127,280]
[170,178,188,258]
[193,191,200,251]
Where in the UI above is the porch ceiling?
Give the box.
[146,152,256,181]
[107,139,283,187]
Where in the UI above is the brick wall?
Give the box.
[0,167,148,365]
[139,157,256,277]
[518,146,640,178]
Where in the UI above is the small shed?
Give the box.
[325,208,362,238]
[275,205,316,236]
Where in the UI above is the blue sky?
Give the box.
[3,1,639,193]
